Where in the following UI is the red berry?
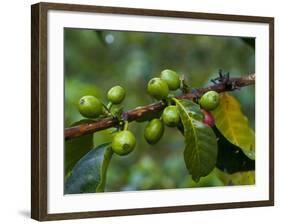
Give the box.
[201,109,215,127]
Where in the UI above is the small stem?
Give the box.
[107,102,113,110]
[171,97,178,105]
[102,102,113,116]
[180,76,190,94]
[123,121,129,131]
[103,105,111,114]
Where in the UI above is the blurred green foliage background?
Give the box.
[64,28,255,192]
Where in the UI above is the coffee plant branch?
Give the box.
[65,73,255,140]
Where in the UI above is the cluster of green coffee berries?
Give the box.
[77,69,220,156]
[145,69,220,145]
[78,85,136,156]
[147,69,180,100]
[144,70,181,144]
[78,85,126,118]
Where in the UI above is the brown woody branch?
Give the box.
[65,74,255,140]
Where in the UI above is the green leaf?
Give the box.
[211,93,255,160]
[174,98,218,182]
[65,120,94,178]
[65,143,113,194]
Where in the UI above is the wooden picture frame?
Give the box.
[31,2,274,221]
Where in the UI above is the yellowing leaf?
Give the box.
[212,93,255,160]
[216,168,255,186]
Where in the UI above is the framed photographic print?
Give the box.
[31,2,274,221]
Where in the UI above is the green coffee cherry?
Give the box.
[199,91,220,111]
[112,130,136,156]
[162,105,180,127]
[144,119,165,145]
[160,69,180,90]
[107,85,126,104]
[147,77,169,100]
[78,95,103,118]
